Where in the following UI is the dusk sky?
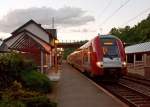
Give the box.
[0,0,150,41]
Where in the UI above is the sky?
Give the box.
[0,0,150,41]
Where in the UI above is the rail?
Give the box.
[77,68,150,107]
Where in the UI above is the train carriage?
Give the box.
[67,35,127,80]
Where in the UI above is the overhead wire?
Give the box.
[97,0,112,34]
[121,7,150,26]
[98,0,112,17]
[99,0,131,26]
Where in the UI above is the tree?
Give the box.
[109,14,150,44]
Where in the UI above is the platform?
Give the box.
[57,61,128,107]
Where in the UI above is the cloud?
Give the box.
[70,28,96,33]
[0,7,95,33]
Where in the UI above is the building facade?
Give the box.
[125,42,150,77]
[1,20,57,73]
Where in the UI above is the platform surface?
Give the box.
[58,61,128,107]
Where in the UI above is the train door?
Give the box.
[88,46,93,71]
[83,47,91,72]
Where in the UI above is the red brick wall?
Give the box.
[21,52,41,66]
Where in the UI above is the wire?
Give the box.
[99,0,130,26]
[122,7,150,26]
[98,0,112,17]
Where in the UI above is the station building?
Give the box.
[125,42,150,77]
[0,20,57,73]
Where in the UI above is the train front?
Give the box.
[96,35,127,79]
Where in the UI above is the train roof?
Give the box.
[99,35,119,39]
[78,35,121,50]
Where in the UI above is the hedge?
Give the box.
[20,70,53,93]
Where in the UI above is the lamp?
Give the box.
[55,39,59,44]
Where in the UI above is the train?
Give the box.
[67,34,127,80]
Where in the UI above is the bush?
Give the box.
[0,53,23,89]
[1,81,56,107]
[0,53,56,107]
[0,53,36,89]
[23,96,57,107]
[2,81,41,99]
[20,71,53,93]
[0,99,26,107]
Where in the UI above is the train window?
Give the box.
[101,38,119,58]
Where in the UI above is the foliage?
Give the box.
[23,96,57,107]
[0,99,26,107]
[0,53,23,89]
[0,53,37,89]
[0,81,56,107]
[0,52,56,107]
[63,40,88,59]
[110,14,150,44]
[20,70,53,93]
[63,48,76,59]
[1,81,41,99]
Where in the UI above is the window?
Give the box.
[136,54,143,61]
[127,54,134,63]
[101,38,119,58]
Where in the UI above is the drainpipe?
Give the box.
[41,50,44,73]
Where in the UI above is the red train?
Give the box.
[67,35,127,80]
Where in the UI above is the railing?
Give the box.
[127,61,144,70]
[58,40,88,43]
[57,40,88,48]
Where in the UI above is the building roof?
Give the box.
[1,29,52,53]
[4,29,53,47]
[0,39,2,46]
[9,30,51,53]
[0,42,10,52]
[125,41,150,54]
[11,19,57,39]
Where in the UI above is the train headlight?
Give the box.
[96,61,103,68]
[122,61,127,67]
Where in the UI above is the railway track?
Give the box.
[98,75,150,107]
[74,65,150,107]
[89,75,150,107]
[102,83,150,107]
[123,75,150,87]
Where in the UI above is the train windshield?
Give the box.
[101,38,119,58]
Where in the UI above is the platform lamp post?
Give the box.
[55,39,59,73]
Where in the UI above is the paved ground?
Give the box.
[58,61,128,107]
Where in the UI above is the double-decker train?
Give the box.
[67,34,127,80]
